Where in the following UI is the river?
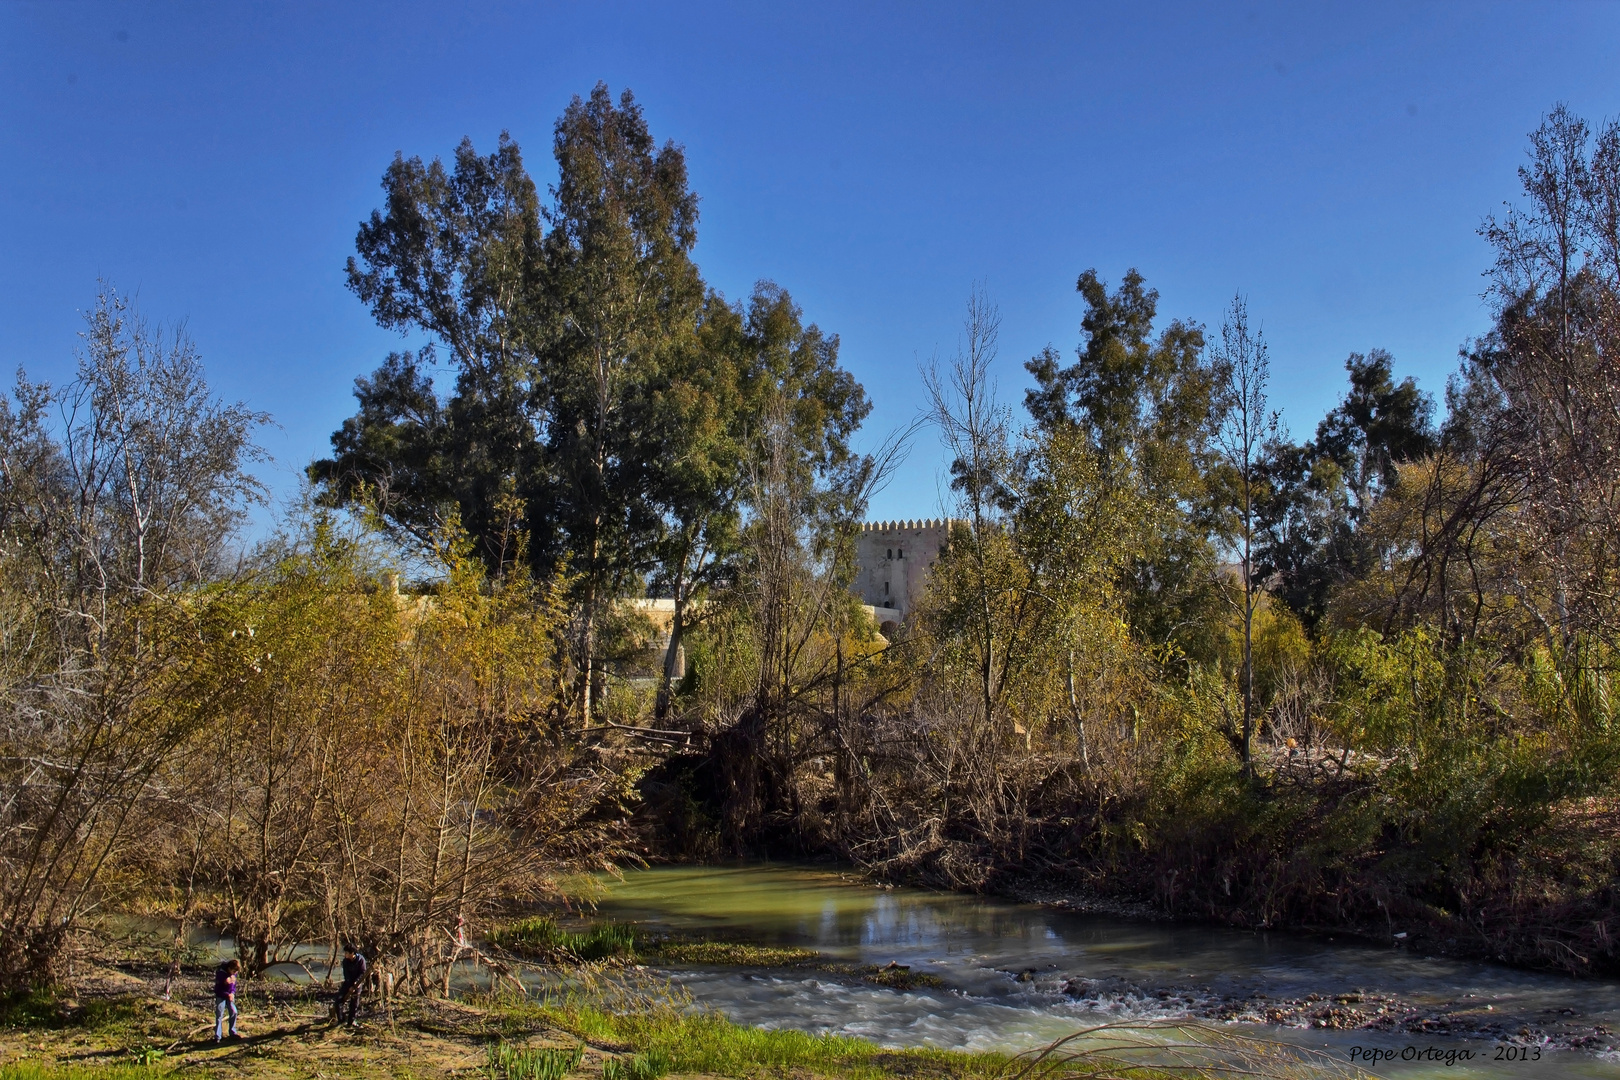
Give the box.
[594,864,1620,1080]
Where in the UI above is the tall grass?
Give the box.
[490,917,638,961]
[486,1042,584,1080]
[602,1050,672,1080]
[531,1003,1008,1079]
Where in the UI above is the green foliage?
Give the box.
[488,916,566,955]
[570,925,637,961]
[1256,350,1436,629]
[860,964,946,990]
[318,85,874,731]
[1023,268,1227,662]
[124,1048,163,1069]
[0,1065,164,1080]
[488,918,638,961]
[601,1050,671,1080]
[486,1042,584,1080]
[0,989,66,1029]
[1127,613,1620,957]
[537,1004,1008,1079]
[648,941,819,966]
[0,992,144,1033]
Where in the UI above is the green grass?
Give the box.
[0,989,65,1029]
[486,1041,584,1080]
[859,964,945,991]
[489,917,639,962]
[0,1065,166,1080]
[489,918,828,969]
[646,941,820,966]
[601,1049,672,1080]
[530,1004,1009,1080]
[0,991,144,1032]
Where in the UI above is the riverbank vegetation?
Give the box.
[0,936,1365,1080]
[3,82,1620,1032]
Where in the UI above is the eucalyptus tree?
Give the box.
[1024,268,1224,661]
[320,133,547,567]
[1251,351,1434,631]
[536,84,706,719]
[317,86,704,719]
[318,85,876,725]
[706,283,876,844]
[647,283,871,723]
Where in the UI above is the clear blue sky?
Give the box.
[3,2,1618,526]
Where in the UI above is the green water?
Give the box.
[595,864,1620,1080]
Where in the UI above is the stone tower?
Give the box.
[854,518,955,629]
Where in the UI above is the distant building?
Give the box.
[854,518,955,630]
[631,598,685,680]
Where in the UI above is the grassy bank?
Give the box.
[0,978,997,1080]
[0,952,1368,1080]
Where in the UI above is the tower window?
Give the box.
[898,548,904,559]
[884,581,889,595]
[886,548,892,559]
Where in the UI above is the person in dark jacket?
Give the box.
[335,943,367,1026]
[213,958,242,1041]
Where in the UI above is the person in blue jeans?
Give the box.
[213,958,241,1041]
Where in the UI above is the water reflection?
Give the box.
[598,865,1620,1080]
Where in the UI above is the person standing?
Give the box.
[335,943,367,1026]
[213,958,241,1042]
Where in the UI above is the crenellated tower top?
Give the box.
[860,517,956,532]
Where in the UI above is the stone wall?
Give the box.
[854,518,954,626]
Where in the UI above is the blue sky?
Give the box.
[3,2,1618,527]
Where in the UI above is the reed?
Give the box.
[486,1042,585,1080]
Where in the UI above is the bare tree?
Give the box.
[0,285,265,988]
[1211,294,1279,768]
[1476,106,1620,653]
[923,286,1016,732]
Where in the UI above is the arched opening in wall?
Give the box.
[880,620,899,638]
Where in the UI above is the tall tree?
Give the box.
[316,134,546,566]
[1211,295,1279,767]
[1251,438,1349,629]
[646,282,870,722]
[316,85,876,725]
[925,288,1016,734]
[1469,104,1620,648]
[1024,268,1224,660]
[703,283,875,850]
[1255,350,1435,629]
[0,287,265,988]
[537,83,706,719]
[1312,349,1436,515]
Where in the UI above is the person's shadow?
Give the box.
[53,1019,317,1067]
[180,1018,323,1055]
